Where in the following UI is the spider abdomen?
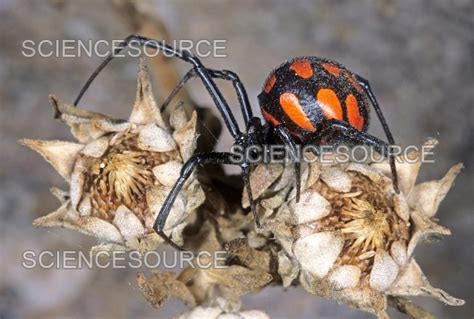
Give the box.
[258,56,370,142]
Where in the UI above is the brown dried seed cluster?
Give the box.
[304,173,409,277]
[21,58,205,252]
[82,132,179,224]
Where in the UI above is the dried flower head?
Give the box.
[21,58,204,252]
[239,143,465,318]
[293,170,411,280]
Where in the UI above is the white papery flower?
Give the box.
[21,59,204,253]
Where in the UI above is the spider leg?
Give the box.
[160,68,196,112]
[161,68,253,126]
[158,67,261,228]
[211,69,253,126]
[154,152,236,251]
[355,75,395,145]
[325,120,399,193]
[242,162,261,228]
[74,35,241,139]
[351,76,399,193]
[274,125,301,202]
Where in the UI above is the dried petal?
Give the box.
[138,124,177,152]
[177,306,222,319]
[225,238,271,274]
[183,179,206,212]
[169,102,189,131]
[320,167,352,192]
[407,163,463,217]
[49,187,69,203]
[129,57,166,128]
[389,259,464,306]
[77,195,91,216]
[81,136,109,158]
[293,231,344,278]
[137,272,196,309]
[371,141,430,194]
[152,160,182,186]
[393,193,410,222]
[260,194,285,210]
[328,265,361,290]
[173,111,198,161]
[292,191,331,224]
[70,156,87,209]
[287,164,311,201]
[299,270,388,317]
[94,118,131,133]
[369,250,399,291]
[20,139,83,181]
[75,216,123,243]
[205,266,272,295]
[146,186,186,231]
[407,210,451,257]
[168,222,187,247]
[137,233,164,254]
[347,162,386,184]
[48,94,110,143]
[34,201,123,243]
[277,251,300,288]
[113,205,145,240]
[33,201,77,228]
[303,153,321,189]
[242,164,284,208]
[390,241,408,267]
[271,163,297,192]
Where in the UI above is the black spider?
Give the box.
[73,35,399,251]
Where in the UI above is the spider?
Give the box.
[73,35,399,251]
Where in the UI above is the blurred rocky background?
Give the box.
[0,0,472,318]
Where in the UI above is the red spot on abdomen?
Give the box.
[345,94,364,130]
[262,110,280,127]
[322,63,341,77]
[289,59,314,79]
[316,88,343,121]
[264,74,277,93]
[280,92,316,132]
[345,73,363,93]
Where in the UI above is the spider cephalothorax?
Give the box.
[73,35,399,250]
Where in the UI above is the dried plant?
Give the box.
[21,58,464,318]
[265,148,465,317]
[21,58,204,253]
